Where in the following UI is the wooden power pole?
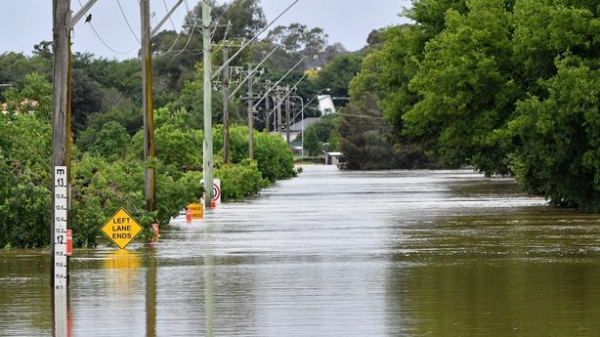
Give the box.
[265,92,270,133]
[52,0,71,289]
[222,45,230,164]
[247,65,254,160]
[141,0,156,211]
[277,88,282,133]
[285,86,291,145]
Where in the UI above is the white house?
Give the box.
[317,95,336,115]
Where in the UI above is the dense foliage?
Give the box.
[343,0,600,210]
[11,0,600,249]
[0,74,296,249]
[0,0,366,248]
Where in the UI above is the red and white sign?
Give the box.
[212,179,221,204]
[66,229,72,256]
[201,178,221,205]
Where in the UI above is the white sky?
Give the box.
[0,0,411,60]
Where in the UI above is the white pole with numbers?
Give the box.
[54,166,68,290]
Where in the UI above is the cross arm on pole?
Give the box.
[253,56,308,109]
[152,0,184,37]
[71,0,99,28]
[212,0,300,80]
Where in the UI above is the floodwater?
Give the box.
[3,166,600,336]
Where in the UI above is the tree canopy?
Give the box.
[344,0,600,209]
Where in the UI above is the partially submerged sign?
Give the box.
[187,203,204,219]
[101,208,142,249]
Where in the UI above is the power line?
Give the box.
[76,0,138,55]
[116,0,142,44]
[87,22,139,55]
[169,22,199,57]
[162,0,179,31]
[157,1,200,56]
[337,112,386,119]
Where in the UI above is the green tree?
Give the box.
[154,123,203,170]
[185,0,266,42]
[315,54,362,107]
[72,54,142,105]
[253,131,296,182]
[303,127,321,156]
[337,93,398,169]
[76,105,142,152]
[349,24,425,144]
[88,121,131,159]
[0,90,52,248]
[71,69,104,134]
[507,57,600,209]
[313,114,336,142]
[403,0,516,173]
[0,53,51,100]
[3,72,52,121]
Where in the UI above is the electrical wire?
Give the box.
[116,0,142,44]
[156,0,184,54]
[337,112,386,119]
[169,22,199,57]
[162,0,179,31]
[151,0,206,57]
[210,21,231,56]
[212,0,300,80]
[87,22,139,55]
[163,32,183,54]
[76,0,139,55]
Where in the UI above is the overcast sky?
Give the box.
[0,0,411,60]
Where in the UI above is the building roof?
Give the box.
[283,117,321,132]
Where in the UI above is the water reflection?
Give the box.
[387,205,600,336]
[69,249,147,336]
[146,245,157,337]
[0,250,52,335]
[204,226,215,337]
[52,289,69,337]
[389,262,600,336]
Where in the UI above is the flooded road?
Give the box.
[3,166,600,336]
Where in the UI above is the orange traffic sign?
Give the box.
[187,203,204,219]
[101,208,142,249]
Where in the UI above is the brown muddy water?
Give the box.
[2,166,600,336]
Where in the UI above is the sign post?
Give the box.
[54,166,68,290]
[101,208,143,249]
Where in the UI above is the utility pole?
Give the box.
[265,92,270,133]
[202,1,214,209]
[276,88,282,133]
[52,0,71,289]
[141,0,156,211]
[285,86,291,145]
[247,65,254,160]
[222,45,230,164]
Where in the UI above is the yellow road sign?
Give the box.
[188,203,204,219]
[101,208,142,249]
